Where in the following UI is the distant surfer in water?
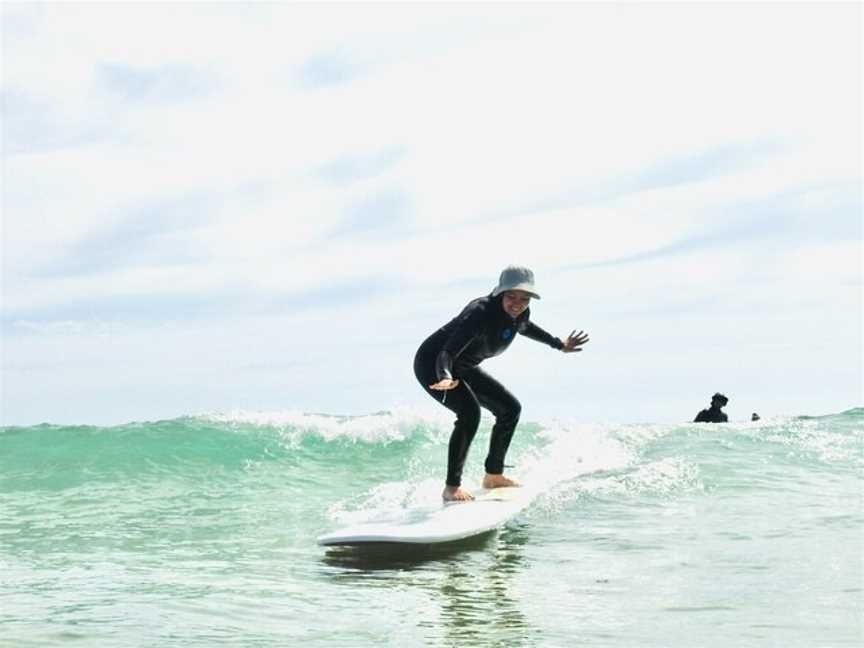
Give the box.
[414,266,589,502]
[694,393,729,423]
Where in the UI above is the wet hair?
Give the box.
[711,393,729,406]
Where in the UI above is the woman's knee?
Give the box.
[501,397,521,425]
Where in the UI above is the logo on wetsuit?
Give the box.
[501,328,513,341]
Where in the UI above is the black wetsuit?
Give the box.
[694,407,728,423]
[414,294,563,487]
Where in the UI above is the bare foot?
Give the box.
[482,473,522,489]
[442,486,474,502]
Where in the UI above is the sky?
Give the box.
[1,2,861,426]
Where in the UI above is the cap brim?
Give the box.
[493,284,541,299]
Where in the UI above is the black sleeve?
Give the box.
[519,320,564,350]
[434,304,486,381]
[694,410,708,422]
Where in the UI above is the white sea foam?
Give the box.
[520,421,636,489]
[198,406,453,445]
[326,477,445,525]
[323,419,647,523]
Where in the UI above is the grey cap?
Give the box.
[491,265,541,299]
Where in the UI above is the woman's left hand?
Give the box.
[562,329,589,353]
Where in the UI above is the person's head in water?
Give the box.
[694,393,729,423]
[711,393,729,409]
[751,412,760,421]
[493,266,540,319]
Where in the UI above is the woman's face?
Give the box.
[501,290,532,318]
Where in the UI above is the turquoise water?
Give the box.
[1,408,862,647]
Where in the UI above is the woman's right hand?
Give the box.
[429,378,460,391]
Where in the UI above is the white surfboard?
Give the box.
[317,486,532,546]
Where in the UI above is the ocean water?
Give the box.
[1,407,861,647]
